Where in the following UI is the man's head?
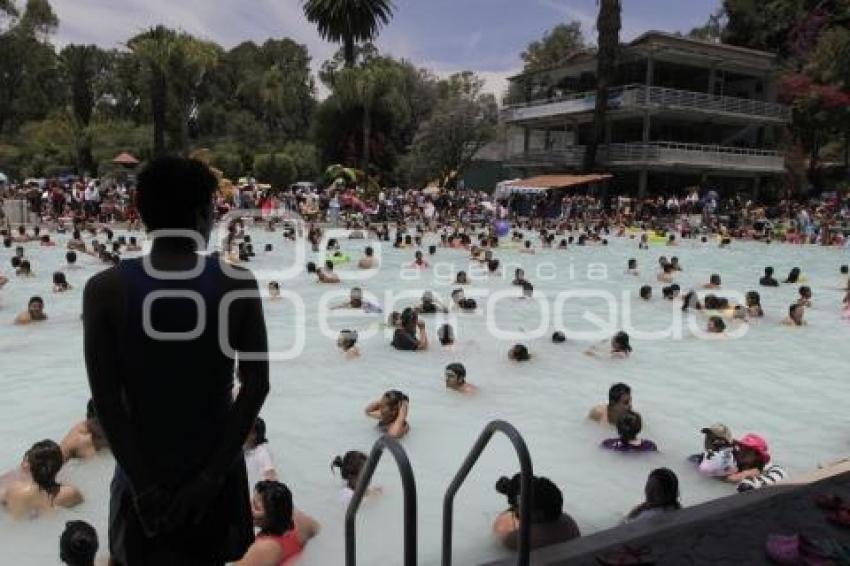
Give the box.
[60,520,98,566]
[135,156,218,242]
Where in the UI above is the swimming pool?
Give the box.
[1,225,849,565]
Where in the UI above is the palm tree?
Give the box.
[128,27,178,155]
[302,0,395,68]
[584,0,621,172]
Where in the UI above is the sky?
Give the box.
[47,0,722,98]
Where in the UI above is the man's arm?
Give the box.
[203,275,269,483]
[83,271,155,493]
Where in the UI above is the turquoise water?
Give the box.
[1,225,849,565]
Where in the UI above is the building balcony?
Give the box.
[502,84,791,125]
[505,142,785,174]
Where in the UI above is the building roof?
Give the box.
[510,174,613,189]
[509,31,779,82]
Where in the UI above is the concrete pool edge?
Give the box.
[482,463,850,565]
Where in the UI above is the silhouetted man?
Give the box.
[84,157,269,565]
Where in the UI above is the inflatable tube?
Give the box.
[328,253,351,264]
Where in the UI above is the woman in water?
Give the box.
[707,316,726,334]
[53,272,72,292]
[332,451,381,503]
[415,291,448,314]
[364,390,410,439]
[445,363,477,394]
[244,417,278,493]
[60,400,108,461]
[624,468,681,523]
[588,383,632,426]
[455,271,469,285]
[337,329,360,359]
[784,267,802,284]
[745,291,764,318]
[16,259,34,277]
[797,285,813,307]
[601,411,657,453]
[657,263,674,283]
[783,303,807,326]
[410,250,429,269]
[759,266,779,287]
[267,281,281,301]
[492,474,580,551]
[235,481,319,566]
[438,323,455,346]
[1,440,83,518]
[586,331,632,358]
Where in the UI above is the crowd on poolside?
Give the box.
[2,176,850,565]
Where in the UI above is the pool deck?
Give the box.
[483,463,850,565]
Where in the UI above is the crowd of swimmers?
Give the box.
[2,216,850,563]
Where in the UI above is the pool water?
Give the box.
[1,225,849,565]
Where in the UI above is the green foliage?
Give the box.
[254,152,296,188]
[212,151,243,180]
[521,22,586,73]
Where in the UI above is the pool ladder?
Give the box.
[344,420,533,566]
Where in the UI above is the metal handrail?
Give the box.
[345,435,418,566]
[442,420,533,566]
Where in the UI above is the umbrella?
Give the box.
[112,152,140,166]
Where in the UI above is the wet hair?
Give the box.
[19,259,31,272]
[456,271,467,283]
[616,410,643,442]
[11,256,21,269]
[269,281,280,291]
[628,259,637,269]
[254,480,294,536]
[400,307,417,328]
[645,468,680,509]
[521,281,534,297]
[59,520,99,566]
[764,266,774,276]
[682,290,702,311]
[306,261,317,273]
[709,316,726,333]
[496,474,563,523]
[445,362,467,383]
[53,271,69,289]
[487,259,500,272]
[338,329,358,351]
[639,285,652,300]
[365,246,374,257]
[136,156,217,231]
[29,295,44,307]
[841,265,849,275]
[799,285,811,299]
[552,331,566,343]
[331,450,368,489]
[709,274,721,286]
[509,344,530,361]
[438,323,455,346]
[2,236,11,248]
[25,440,63,499]
[608,383,631,405]
[613,331,632,353]
[428,245,437,255]
[264,244,273,252]
[40,235,51,243]
[785,267,801,283]
[746,291,761,306]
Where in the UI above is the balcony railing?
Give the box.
[507,141,785,172]
[503,84,791,123]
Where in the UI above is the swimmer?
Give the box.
[624,468,681,523]
[703,274,721,289]
[337,329,360,358]
[508,344,530,362]
[445,363,477,394]
[14,296,47,324]
[53,271,71,293]
[415,291,448,314]
[639,286,652,301]
[681,290,703,311]
[410,250,429,269]
[432,324,456,349]
[316,261,340,284]
[451,289,478,312]
[67,230,86,252]
[707,315,726,334]
[365,390,410,438]
[600,411,657,452]
[666,234,678,247]
[386,311,402,329]
[759,266,779,287]
[487,259,501,274]
[745,291,764,317]
[391,308,428,351]
[625,259,639,276]
[657,263,674,283]
[782,303,806,326]
[332,451,381,503]
[267,281,281,300]
[492,474,580,552]
[235,481,320,566]
[661,285,681,300]
[16,259,34,277]
[455,271,469,285]
[512,268,527,286]
[518,240,535,255]
[670,257,682,272]
[784,267,802,284]
[0,440,83,519]
[552,331,566,344]
[588,383,632,426]
[797,285,812,308]
[60,400,109,461]
[520,281,534,299]
[638,233,649,250]
[357,246,378,269]
[244,417,278,490]
[332,287,382,313]
[59,520,99,566]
